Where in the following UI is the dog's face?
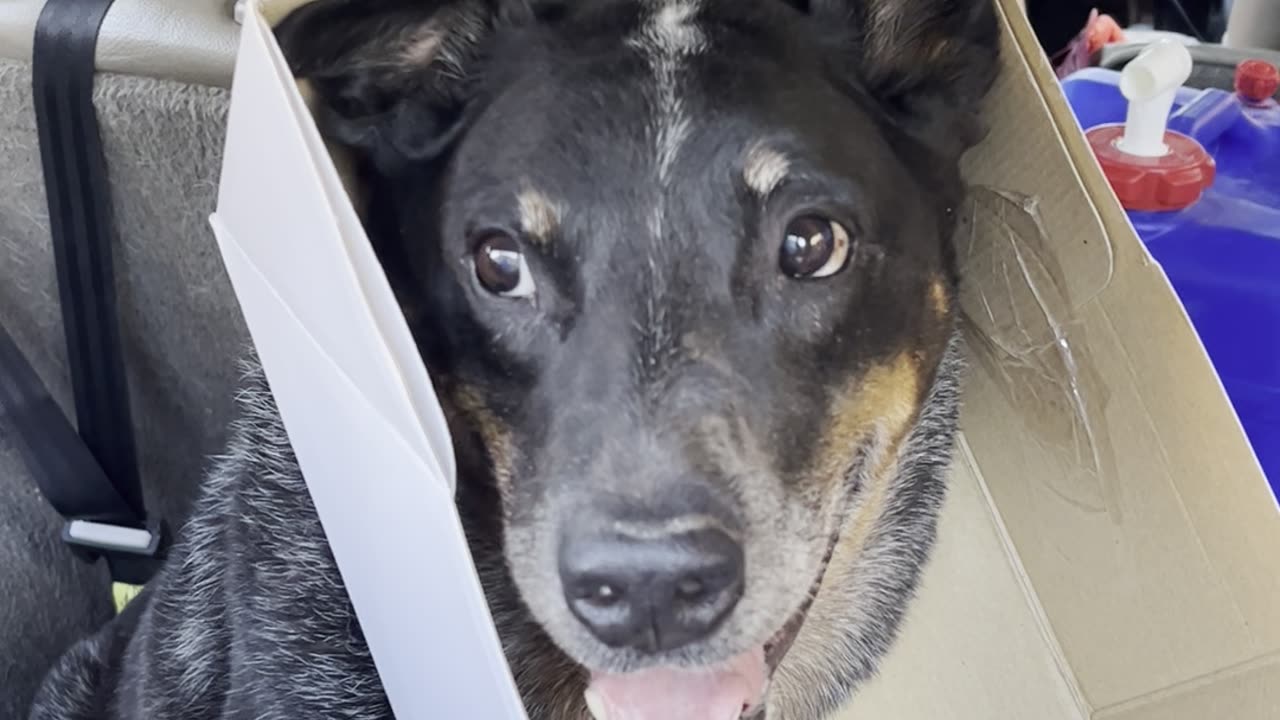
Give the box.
[280,1,997,717]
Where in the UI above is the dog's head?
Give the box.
[279,1,998,716]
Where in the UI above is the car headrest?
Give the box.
[0,0,239,87]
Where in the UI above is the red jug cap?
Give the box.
[1235,59,1279,103]
[1085,125,1215,212]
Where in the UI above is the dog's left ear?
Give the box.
[809,0,1001,160]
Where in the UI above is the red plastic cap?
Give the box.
[1085,12,1125,54]
[1085,125,1215,212]
[1235,59,1279,103]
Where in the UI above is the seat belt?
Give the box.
[0,327,160,585]
[0,0,163,585]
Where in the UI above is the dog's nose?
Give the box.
[559,527,744,653]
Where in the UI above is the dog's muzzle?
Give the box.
[582,527,842,720]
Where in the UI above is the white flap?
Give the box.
[208,3,528,717]
[215,1,456,493]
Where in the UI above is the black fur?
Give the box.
[32,1,999,718]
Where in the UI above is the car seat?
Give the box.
[0,1,248,715]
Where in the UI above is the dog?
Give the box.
[30,1,999,718]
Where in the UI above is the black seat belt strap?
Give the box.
[14,0,163,584]
[0,326,134,520]
[33,0,142,516]
[0,326,161,580]
[0,324,160,584]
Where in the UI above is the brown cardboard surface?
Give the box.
[234,0,1280,716]
[841,0,1280,717]
[841,442,1088,719]
[1095,654,1280,720]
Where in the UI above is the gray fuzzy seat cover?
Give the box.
[0,58,247,717]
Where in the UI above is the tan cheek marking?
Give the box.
[516,188,563,247]
[813,353,923,489]
[816,353,923,567]
[929,275,952,319]
[782,427,907,677]
[451,385,516,508]
[786,440,900,667]
[781,355,926,678]
[742,142,790,196]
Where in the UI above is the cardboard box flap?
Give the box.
[1094,654,1280,720]
[213,4,456,494]
[210,4,526,717]
[940,0,1280,713]
[848,443,1091,720]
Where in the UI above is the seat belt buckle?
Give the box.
[62,518,161,557]
[62,519,165,585]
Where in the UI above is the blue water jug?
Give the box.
[1061,42,1280,497]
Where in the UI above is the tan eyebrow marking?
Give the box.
[743,141,791,196]
[516,187,564,246]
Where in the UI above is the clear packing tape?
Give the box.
[956,187,1120,519]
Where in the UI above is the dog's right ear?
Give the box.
[802,0,1000,161]
[275,0,507,173]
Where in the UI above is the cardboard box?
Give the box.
[210,0,1280,717]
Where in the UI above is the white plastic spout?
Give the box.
[1116,40,1194,157]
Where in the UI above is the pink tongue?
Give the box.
[586,648,767,720]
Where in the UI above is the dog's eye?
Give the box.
[473,232,536,298]
[779,215,850,279]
